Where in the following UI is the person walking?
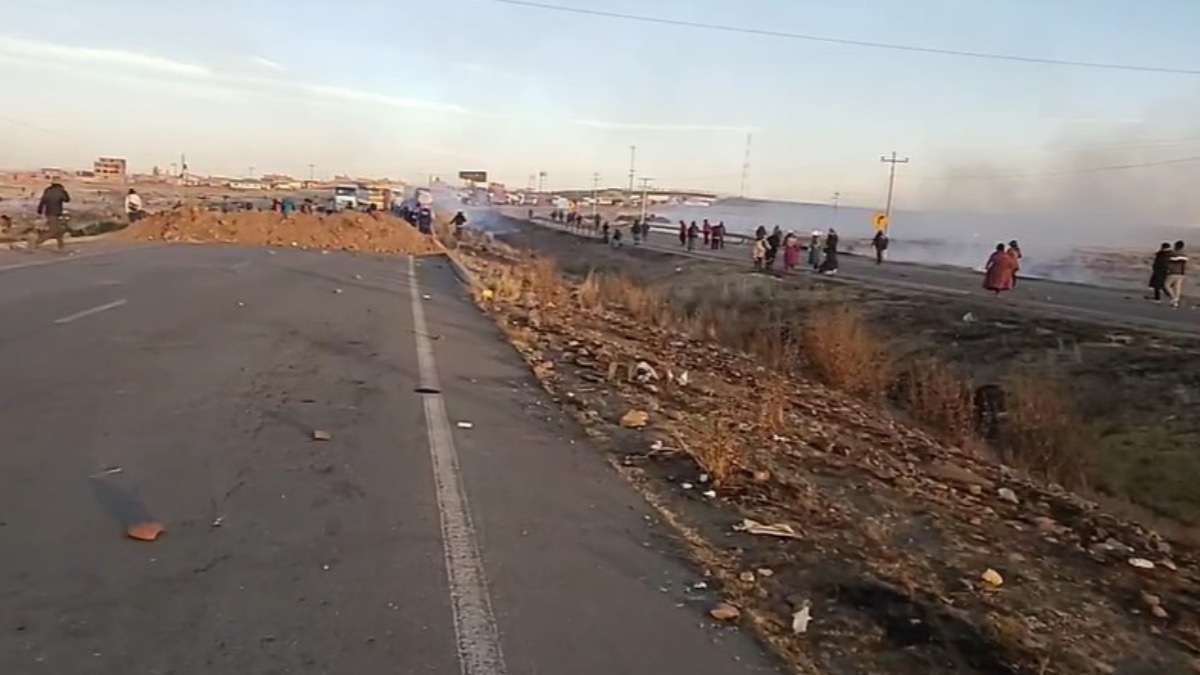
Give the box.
[1007,240,1023,287]
[808,231,823,270]
[678,221,687,247]
[819,228,840,274]
[782,231,800,273]
[983,243,1018,296]
[686,221,700,251]
[34,181,71,251]
[702,219,711,248]
[1148,242,1172,302]
[124,188,145,223]
[871,229,889,264]
[713,221,725,250]
[1165,240,1188,309]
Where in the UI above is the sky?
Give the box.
[4,0,1200,212]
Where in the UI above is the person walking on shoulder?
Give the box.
[1165,240,1188,309]
[983,243,1017,296]
[124,188,145,223]
[34,181,71,251]
[1148,242,1172,302]
[871,229,889,265]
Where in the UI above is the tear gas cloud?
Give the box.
[899,116,1200,285]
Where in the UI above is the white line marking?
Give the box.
[407,255,507,675]
[53,299,128,324]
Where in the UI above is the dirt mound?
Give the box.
[117,206,443,255]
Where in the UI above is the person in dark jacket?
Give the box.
[1148,242,1173,302]
[819,228,840,273]
[34,182,71,251]
[871,229,889,264]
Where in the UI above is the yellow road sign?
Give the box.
[872,212,889,231]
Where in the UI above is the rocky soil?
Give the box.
[452,238,1200,675]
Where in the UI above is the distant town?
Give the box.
[0,157,721,208]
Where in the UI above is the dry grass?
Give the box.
[691,418,741,485]
[802,306,893,401]
[998,372,1090,487]
[480,251,1101,494]
[902,359,976,446]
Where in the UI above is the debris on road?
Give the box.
[456,422,474,429]
[312,429,333,441]
[117,207,444,255]
[791,604,813,635]
[126,522,165,542]
[88,466,123,479]
[734,518,803,539]
[710,603,741,621]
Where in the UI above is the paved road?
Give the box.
[0,244,779,674]
[522,217,1200,336]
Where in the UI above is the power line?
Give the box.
[917,155,1200,181]
[485,0,1200,76]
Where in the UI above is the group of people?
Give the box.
[1148,241,1188,308]
[982,240,1024,295]
[750,225,841,275]
[676,219,727,251]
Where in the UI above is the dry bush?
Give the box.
[526,255,563,302]
[903,358,976,445]
[691,419,741,485]
[754,378,791,434]
[491,266,524,302]
[998,372,1089,487]
[802,305,892,401]
[577,270,603,311]
[597,274,668,326]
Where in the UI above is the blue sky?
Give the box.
[4,0,1200,208]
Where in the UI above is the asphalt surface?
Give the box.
[524,218,1200,335]
[0,243,779,674]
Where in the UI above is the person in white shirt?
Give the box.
[124,188,144,222]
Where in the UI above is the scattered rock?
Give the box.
[1150,605,1169,619]
[619,410,650,429]
[126,521,165,542]
[312,429,333,441]
[739,571,756,583]
[756,568,774,578]
[1128,558,1155,570]
[981,568,1004,587]
[752,469,772,482]
[928,461,994,489]
[997,487,1019,505]
[710,603,741,621]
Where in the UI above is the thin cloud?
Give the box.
[0,35,210,76]
[0,35,470,114]
[249,55,285,72]
[575,119,757,134]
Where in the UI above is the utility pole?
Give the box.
[638,177,654,224]
[740,133,752,198]
[248,166,254,179]
[627,145,637,198]
[880,151,910,233]
[832,191,841,226]
[537,171,547,193]
[308,163,315,182]
[591,172,600,220]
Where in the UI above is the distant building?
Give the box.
[93,157,127,180]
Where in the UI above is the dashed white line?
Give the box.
[407,255,508,675]
[53,299,128,324]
